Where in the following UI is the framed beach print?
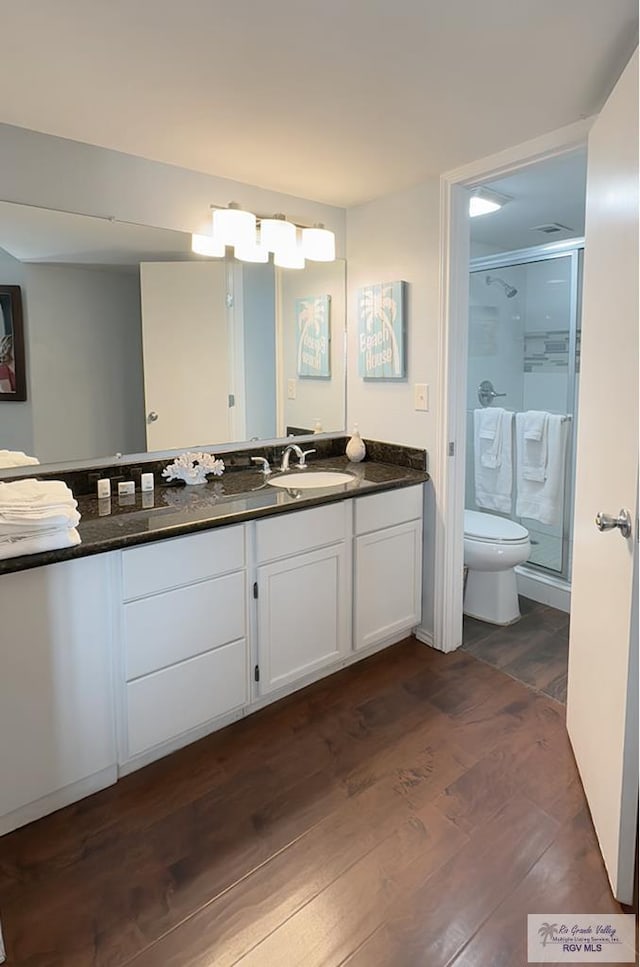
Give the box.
[296,295,331,378]
[0,285,27,401]
[357,280,407,379]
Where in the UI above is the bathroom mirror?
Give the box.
[0,201,346,468]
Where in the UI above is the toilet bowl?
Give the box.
[463,510,531,625]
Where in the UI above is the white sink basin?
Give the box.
[267,470,355,490]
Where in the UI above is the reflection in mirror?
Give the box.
[0,202,346,468]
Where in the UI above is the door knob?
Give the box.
[595,508,632,538]
[147,411,158,423]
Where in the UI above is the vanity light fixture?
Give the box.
[191,203,336,268]
[468,187,511,218]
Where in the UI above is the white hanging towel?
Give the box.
[520,410,549,482]
[516,413,568,525]
[473,408,513,513]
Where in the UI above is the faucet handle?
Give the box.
[251,456,271,475]
[299,449,316,468]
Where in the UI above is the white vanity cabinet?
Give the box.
[0,556,117,836]
[353,485,423,651]
[254,503,352,695]
[119,526,249,768]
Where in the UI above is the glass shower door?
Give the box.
[468,242,582,582]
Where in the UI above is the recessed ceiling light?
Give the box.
[468,187,512,218]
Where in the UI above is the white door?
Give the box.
[567,50,638,904]
[140,261,231,450]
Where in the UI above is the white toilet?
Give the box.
[463,510,531,625]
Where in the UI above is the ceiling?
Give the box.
[470,148,587,253]
[0,0,636,207]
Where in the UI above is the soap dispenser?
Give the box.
[346,424,366,463]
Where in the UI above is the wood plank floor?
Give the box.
[0,636,625,966]
[462,596,570,703]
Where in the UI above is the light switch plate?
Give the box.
[287,379,297,400]
[414,383,429,411]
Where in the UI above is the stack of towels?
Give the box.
[0,479,81,561]
[0,449,40,469]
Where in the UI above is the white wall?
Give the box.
[25,264,145,462]
[346,180,440,449]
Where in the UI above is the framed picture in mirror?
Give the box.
[0,285,27,401]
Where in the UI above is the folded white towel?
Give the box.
[0,527,80,562]
[523,411,547,442]
[520,411,549,482]
[0,450,40,469]
[516,414,568,525]
[474,409,513,514]
[0,479,77,511]
[0,510,81,534]
[476,408,504,470]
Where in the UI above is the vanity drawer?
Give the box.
[126,637,248,757]
[122,525,245,600]
[255,502,350,563]
[124,572,246,680]
[354,485,423,535]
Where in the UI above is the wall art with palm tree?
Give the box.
[296,294,331,378]
[358,280,406,379]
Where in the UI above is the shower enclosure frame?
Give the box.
[469,236,584,586]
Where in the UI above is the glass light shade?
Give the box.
[274,244,305,269]
[191,233,226,257]
[212,206,256,246]
[301,226,335,262]
[233,242,269,264]
[260,217,297,253]
[469,196,501,217]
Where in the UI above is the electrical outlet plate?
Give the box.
[414,383,429,411]
[287,379,297,400]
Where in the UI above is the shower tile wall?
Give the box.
[467,255,576,575]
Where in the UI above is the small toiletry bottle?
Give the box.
[346,424,366,463]
[313,419,323,434]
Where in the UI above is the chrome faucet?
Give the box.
[251,456,271,476]
[280,444,316,472]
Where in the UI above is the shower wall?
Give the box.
[466,246,581,579]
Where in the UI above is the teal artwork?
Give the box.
[358,281,407,379]
[296,295,331,378]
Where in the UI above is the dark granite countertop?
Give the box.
[0,457,428,576]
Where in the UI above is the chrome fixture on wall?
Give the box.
[477,379,507,407]
[191,202,336,269]
[486,274,518,298]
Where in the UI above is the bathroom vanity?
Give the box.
[0,459,426,836]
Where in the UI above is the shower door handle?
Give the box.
[595,509,632,538]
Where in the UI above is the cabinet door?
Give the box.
[257,543,350,694]
[354,520,422,651]
[0,556,117,832]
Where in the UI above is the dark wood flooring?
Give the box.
[0,637,624,967]
[463,596,570,703]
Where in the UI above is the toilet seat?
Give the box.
[464,510,528,544]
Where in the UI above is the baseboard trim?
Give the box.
[515,566,571,613]
[0,765,118,837]
[414,626,435,648]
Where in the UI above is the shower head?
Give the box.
[486,274,518,298]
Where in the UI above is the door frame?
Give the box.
[431,117,593,653]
